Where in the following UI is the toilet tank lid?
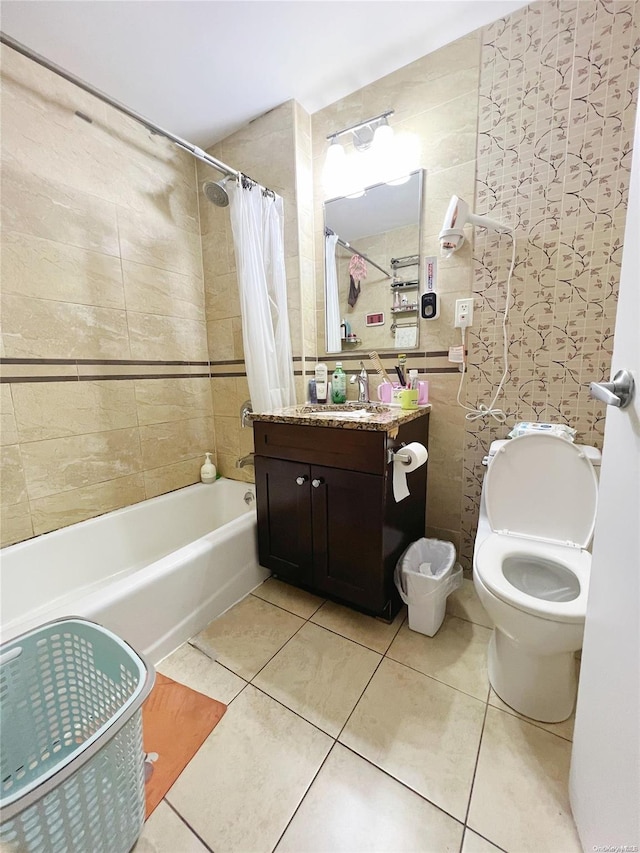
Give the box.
[487,439,602,467]
[485,434,599,549]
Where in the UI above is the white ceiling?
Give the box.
[1,0,527,149]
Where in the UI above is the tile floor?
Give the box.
[135,578,582,853]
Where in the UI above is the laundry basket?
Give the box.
[0,618,155,853]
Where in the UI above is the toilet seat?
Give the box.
[485,434,598,549]
[475,532,590,623]
[475,434,597,624]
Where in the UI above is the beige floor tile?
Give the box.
[276,743,463,853]
[191,595,304,680]
[387,615,491,701]
[134,801,207,853]
[447,578,493,628]
[467,706,582,853]
[311,600,406,653]
[488,687,575,741]
[157,642,246,704]
[461,829,503,853]
[167,685,332,853]
[253,622,381,737]
[339,658,485,821]
[252,577,325,619]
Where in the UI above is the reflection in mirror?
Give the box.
[323,169,423,354]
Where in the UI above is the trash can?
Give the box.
[0,617,155,853]
[394,538,463,636]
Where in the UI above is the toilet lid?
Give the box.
[485,434,598,548]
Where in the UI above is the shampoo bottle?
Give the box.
[331,362,347,404]
[200,452,216,484]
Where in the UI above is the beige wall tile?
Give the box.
[207,319,235,361]
[1,294,131,360]
[20,427,142,500]
[122,260,205,320]
[1,500,33,547]
[116,205,203,277]
[30,473,146,536]
[213,415,240,458]
[1,230,125,309]
[0,168,120,256]
[217,453,254,483]
[0,386,18,446]
[209,377,237,417]
[0,445,28,506]
[143,457,203,499]
[134,377,212,426]
[127,312,208,362]
[139,416,214,469]
[12,381,138,442]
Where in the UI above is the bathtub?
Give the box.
[0,479,269,664]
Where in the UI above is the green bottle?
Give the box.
[331,362,347,404]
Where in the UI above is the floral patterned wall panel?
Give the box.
[460,0,639,567]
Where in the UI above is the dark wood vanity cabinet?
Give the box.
[254,413,429,618]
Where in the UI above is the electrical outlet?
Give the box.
[454,298,474,328]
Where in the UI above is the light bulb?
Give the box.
[372,122,394,150]
[323,138,346,197]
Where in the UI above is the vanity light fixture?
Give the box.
[324,110,395,197]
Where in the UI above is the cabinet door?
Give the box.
[255,456,313,585]
[311,465,385,612]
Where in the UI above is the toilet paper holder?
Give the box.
[387,443,409,465]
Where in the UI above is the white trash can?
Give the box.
[394,538,463,636]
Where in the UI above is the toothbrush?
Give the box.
[369,351,392,384]
[395,366,406,387]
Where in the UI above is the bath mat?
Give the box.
[142,673,226,818]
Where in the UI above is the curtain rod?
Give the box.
[325,228,391,279]
[0,32,274,195]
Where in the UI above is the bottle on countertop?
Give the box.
[315,363,328,403]
[331,362,347,404]
[200,452,217,484]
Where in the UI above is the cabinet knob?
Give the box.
[296,476,308,486]
[312,478,324,488]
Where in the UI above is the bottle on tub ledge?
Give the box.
[200,452,217,484]
[331,362,347,404]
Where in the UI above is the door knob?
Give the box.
[311,478,324,488]
[589,369,635,409]
[296,476,308,486]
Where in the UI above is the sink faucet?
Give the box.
[349,362,369,403]
[236,452,255,468]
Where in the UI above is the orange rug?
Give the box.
[142,673,226,818]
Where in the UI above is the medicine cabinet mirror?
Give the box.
[323,169,424,354]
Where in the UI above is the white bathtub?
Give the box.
[0,479,269,664]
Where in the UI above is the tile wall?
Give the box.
[311,33,483,556]
[460,0,639,565]
[0,46,214,546]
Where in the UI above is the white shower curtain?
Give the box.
[325,233,341,353]
[229,179,296,413]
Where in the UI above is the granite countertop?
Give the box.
[248,402,431,433]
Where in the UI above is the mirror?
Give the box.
[323,169,423,354]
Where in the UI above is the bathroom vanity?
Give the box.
[250,404,430,619]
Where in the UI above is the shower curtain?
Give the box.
[229,178,296,413]
[325,233,341,353]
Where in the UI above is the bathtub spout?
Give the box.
[236,453,255,468]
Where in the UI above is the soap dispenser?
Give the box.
[200,452,217,484]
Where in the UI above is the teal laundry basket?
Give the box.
[0,618,155,853]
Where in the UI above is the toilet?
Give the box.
[473,434,600,723]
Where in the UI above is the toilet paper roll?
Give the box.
[393,441,428,502]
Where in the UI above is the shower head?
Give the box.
[439,195,511,258]
[202,178,231,207]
